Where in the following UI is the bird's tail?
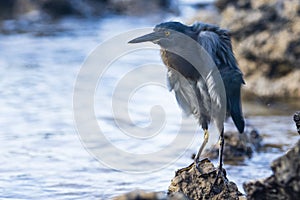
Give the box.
[230,89,245,133]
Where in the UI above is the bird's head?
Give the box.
[129,22,193,49]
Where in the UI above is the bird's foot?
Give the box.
[194,157,209,173]
[209,167,228,195]
[175,158,209,176]
[175,162,194,176]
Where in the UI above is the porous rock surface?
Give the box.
[243,139,300,200]
[168,159,245,200]
[294,111,300,134]
[113,189,189,200]
[215,0,300,99]
[204,129,262,163]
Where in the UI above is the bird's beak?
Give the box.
[128,32,162,44]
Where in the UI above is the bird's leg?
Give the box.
[175,130,209,174]
[218,128,224,172]
[210,128,227,195]
[194,129,209,165]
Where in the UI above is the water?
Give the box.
[0,10,299,200]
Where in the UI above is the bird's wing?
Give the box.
[167,68,200,118]
[196,31,226,118]
[197,28,245,133]
[196,25,241,70]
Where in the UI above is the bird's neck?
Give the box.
[184,26,199,41]
[160,49,169,67]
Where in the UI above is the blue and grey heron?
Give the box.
[129,21,245,176]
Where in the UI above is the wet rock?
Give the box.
[113,190,164,200]
[204,129,262,163]
[215,0,251,11]
[243,139,300,200]
[168,192,190,200]
[107,0,177,16]
[113,189,189,200]
[41,0,80,17]
[0,0,107,34]
[0,1,17,19]
[294,111,300,134]
[168,159,245,200]
[40,0,106,18]
[215,0,300,98]
[0,0,177,21]
[0,0,178,34]
[0,0,39,20]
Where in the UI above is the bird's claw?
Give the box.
[209,167,228,195]
[175,158,209,176]
[175,162,194,176]
[194,157,209,172]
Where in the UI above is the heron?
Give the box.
[128,21,245,176]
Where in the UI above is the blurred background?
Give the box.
[0,0,299,199]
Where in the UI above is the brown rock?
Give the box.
[107,0,176,16]
[168,159,244,200]
[113,189,189,200]
[0,0,176,21]
[243,139,300,199]
[215,0,251,11]
[0,0,38,20]
[216,0,300,98]
[294,111,300,134]
[113,190,162,200]
[204,129,262,164]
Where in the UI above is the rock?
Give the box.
[243,139,300,199]
[113,189,189,200]
[40,0,106,18]
[0,0,178,34]
[215,0,300,99]
[204,129,262,164]
[215,0,251,11]
[113,190,164,200]
[0,1,17,19]
[168,192,190,200]
[186,7,221,25]
[0,0,107,28]
[107,0,177,16]
[294,112,300,134]
[168,159,245,200]
[41,0,80,17]
[0,0,177,21]
[0,0,38,20]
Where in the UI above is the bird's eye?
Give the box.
[165,31,170,36]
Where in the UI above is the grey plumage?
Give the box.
[161,22,245,133]
[194,22,245,133]
[167,67,211,130]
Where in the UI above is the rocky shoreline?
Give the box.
[243,139,300,199]
[114,112,300,200]
[2,1,299,199]
[168,159,244,200]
